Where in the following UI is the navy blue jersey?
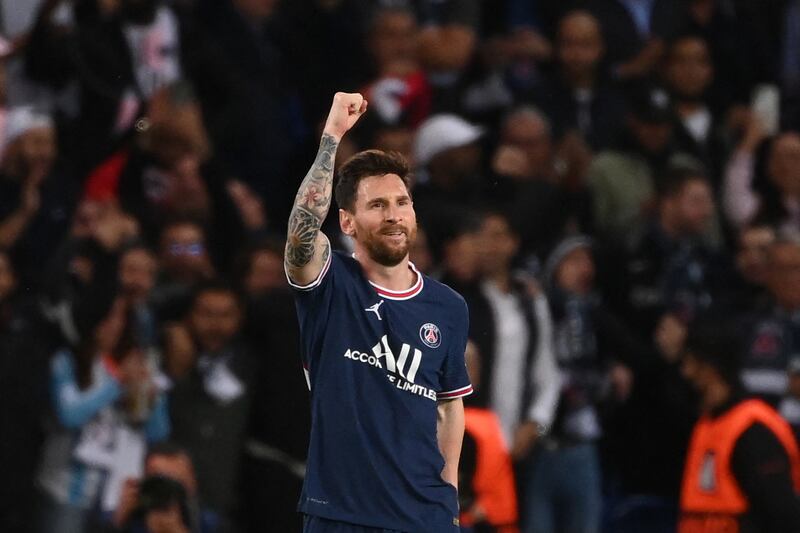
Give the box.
[288,248,472,532]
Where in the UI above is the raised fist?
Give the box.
[323,92,368,140]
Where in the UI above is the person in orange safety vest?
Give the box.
[459,340,519,533]
[679,318,800,533]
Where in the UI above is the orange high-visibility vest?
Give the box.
[679,399,800,533]
[461,407,519,532]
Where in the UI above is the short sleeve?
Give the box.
[287,243,337,375]
[438,297,473,400]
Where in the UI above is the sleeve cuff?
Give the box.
[438,384,473,400]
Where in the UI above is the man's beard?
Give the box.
[360,224,417,267]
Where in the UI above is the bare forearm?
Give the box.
[285,133,339,270]
[437,398,465,488]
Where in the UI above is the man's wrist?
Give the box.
[322,130,342,143]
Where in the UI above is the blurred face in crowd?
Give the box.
[3,127,57,180]
[442,230,480,283]
[429,144,482,186]
[664,37,713,101]
[374,128,414,168]
[768,133,800,197]
[70,201,102,239]
[244,249,285,295]
[144,504,187,533]
[119,247,157,305]
[232,0,278,21]
[477,214,519,277]
[341,174,417,267]
[501,112,553,179]
[557,11,604,82]
[736,225,776,286]
[555,247,595,295]
[0,252,16,302]
[681,351,718,399]
[146,452,197,495]
[160,223,212,283]
[766,242,800,310]
[627,116,673,155]
[662,178,715,237]
[689,0,716,26]
[409,227,433,274]
[370,9,418,72]
[188,289,242,353]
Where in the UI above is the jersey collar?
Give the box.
[354,254,424,300]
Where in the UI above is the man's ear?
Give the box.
[339,208,355,237]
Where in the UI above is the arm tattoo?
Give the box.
[286,133,338,268]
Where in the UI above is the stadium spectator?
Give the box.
[24,0,236,176]
[110,442,222,533]
[461,211,560,530]
[525,236,638,533]
[588,85,700,244]
[683,0,754,110]
[781,0,800,130]
[603,168,720,532]
[361,6,432,128]
[459,340,519,533]
[168,281,255,525]
[622,166,720,339]
[738,235,800,406]
[662,34,729,184]
[118,243,160,350]
[436,212,484,294]
[413,0,481,112]
[0,106,78,287]
[36,297,170,533]
[723,223,776,310]
[411,114,486,250]
[194,0,300,223]
[151,219,214,321]
[586,0,685,82]
[0,249,51,533]
[531,10,627,151]
[238,240,309,533]
[724,129,800,233]
[679,318,800,532]
[490,105,591,257]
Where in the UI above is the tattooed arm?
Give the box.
[285,92,367,285]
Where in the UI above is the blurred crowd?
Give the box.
[1,0,800,532]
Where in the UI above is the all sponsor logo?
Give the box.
[343,335,436,401]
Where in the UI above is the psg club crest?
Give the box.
[419,323,441,349]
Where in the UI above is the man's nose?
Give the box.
[384,204,401,222]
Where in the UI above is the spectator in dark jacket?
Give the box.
[527,235,638,533]
[24,0,237,175]
[168,281,255,524]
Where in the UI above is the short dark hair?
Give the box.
[335,150,411,212]
[146,441,191,462]
[233,237,285,285]
[189,278,242,310]
[684,316,742,387]
[656,165,708,199]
